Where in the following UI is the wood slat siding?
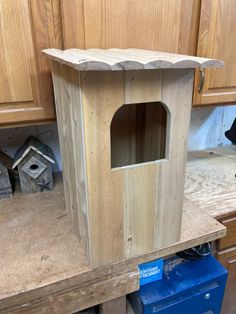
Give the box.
[50,65,195,266]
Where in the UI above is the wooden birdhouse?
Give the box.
[44,48,223,267]
[0,151,14,199]
[12,136,55,194]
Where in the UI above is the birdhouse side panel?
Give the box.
[51,63,91,261]
[0,164,12,199]
[18,151,53,194]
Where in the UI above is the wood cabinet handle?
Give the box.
[198,68,205,94]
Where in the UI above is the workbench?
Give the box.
[0,163,226,313]
[185,145,236,314]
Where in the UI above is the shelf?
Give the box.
[0,174,226,313]
[185,145,236,219]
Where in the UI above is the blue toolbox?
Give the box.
[129,255,227,314]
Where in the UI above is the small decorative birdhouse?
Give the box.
[44,48,223,267]
[0,151,13,199]
[12,136,55,194]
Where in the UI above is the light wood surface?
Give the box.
[100,296,126,314]
[61,0,201,56]
[49,61,197,267]
[185,145,236,219]
[0,174,225,313]
[0,0,61,127]
[218,214,236,250]
[193,0,236,105]
[44,48,223,71]
[216,246,236,314]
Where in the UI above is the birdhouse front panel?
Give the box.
[44,48,223,267]
[79,69,194,265]
[18,150,53,194]
[13,136,55,194]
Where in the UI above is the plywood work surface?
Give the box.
[185,145,236,219]
[0,174,90,300]
[43,48,223,71]
[0,174,225,313]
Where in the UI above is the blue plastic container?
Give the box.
[129,255,227,314]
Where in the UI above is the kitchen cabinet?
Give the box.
[2,0,236,125]
[0,0,62,127]
[216,215,236,314]
[60,0,200,54]
[193,0,236,105]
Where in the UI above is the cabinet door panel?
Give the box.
[218,215,236,250]
[193,0,236,105]
[61,0,200,55]
[0,0,62,127]
[0,0,35,103]
[217,247,236,314]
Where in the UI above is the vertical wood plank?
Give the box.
[155,69,194,247]
[51,62,72,220]
[51,63,90,259]
[125,164,158,257]
[81,71,125,266]
[60,0,85,48]
[99,296,126,314]
[124,70,163,257]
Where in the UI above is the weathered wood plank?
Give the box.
[43,48,223,71]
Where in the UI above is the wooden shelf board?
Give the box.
[0,174,226,313]
[185,145,236,219]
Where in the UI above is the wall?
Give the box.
[188,104,236,150]
[0,105,235,172]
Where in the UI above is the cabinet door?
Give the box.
[0,0,62,127]
[193,0,236,105]
[216,247,236,314]
[61,0,200,55]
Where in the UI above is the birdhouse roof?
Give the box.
[0,150,18,174]
[12,136,55,169]
[43,48,224,71]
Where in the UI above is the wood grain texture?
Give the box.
[216,246,236,314]
[218,215,236,250]
[0,0,62,127]
[61,0,200,55]
[51,62,90,259]
[0,175,225,313]
[185,146,236,219]
[0,0,34,103]
[154,69,194,248]
[81,71,125,266]
[99,296,126,314]
[43,48,223,71]
[50,61,195,266]
[193,0,236,105]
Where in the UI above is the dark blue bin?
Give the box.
[129,255,227,314]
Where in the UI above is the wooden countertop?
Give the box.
[185,145,236,219]
[0,174,226,313]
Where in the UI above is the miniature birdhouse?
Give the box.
[0,151,13,199]
[12,136,55,194]
[44,48,223,267]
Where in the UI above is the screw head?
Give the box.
[204,293,211,300]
